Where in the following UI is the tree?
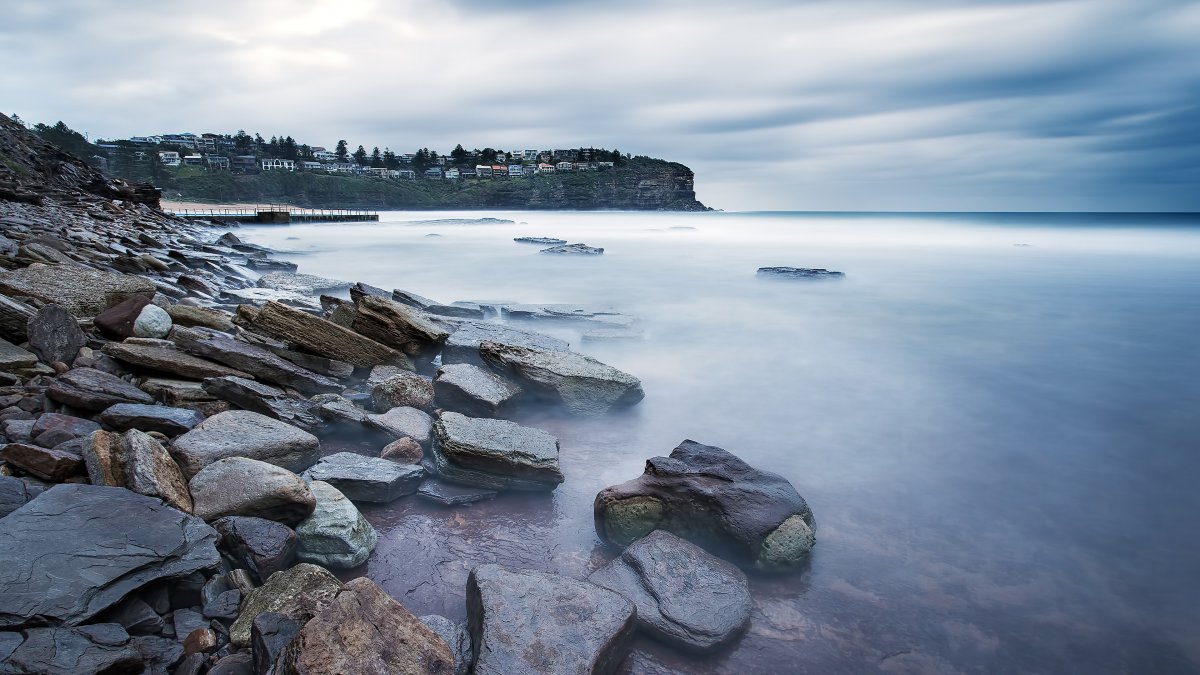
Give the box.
[335,140,348,162]
[282,136,298,160]
[451,144,467,165]
[233,130,253,153]
[479,147,497,164]
[382,148,397,169]
[254,133,265,152]
[298,143,312,160]
[370,146,382,168]
[352,145,367,165]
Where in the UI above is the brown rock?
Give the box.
[102,342,251,380]
[92,295,152,339]
[381,437,424,464]
[243,301,411,370]
[81,429,193,512]
[1,442,84,481]
[350,295,449,359]
[183,627,218,655]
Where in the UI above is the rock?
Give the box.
[209,652,254,675]
[245,258,299,273]
[169,410,321,479]
[101,596,164,635]
[26,304,86,365]
[540,243,604,255]
[134,303,173,338]
[315,395,369,425]
[0,339,37,372]
[189,457,315,525]
[0,294,36,344]
[424,302,485,319]
[381,437,424,464]
[131,634,185,674]
[172,609,208,643]
[304,452,424,503]
[212,516,299,583]
[0,475,34,518]
[294,481,377,569]
[1,419,34,444]
[182,627,217,655]
[98,403,205,436]
[229,563,342,648]
[0,484,219,628]
[203,589,243,620]
[756,266,844,279]
[594,440,817,571]
[83,429,194,513]
[1,442,84,481]
[265,346,354,381]
[252,612,302,675]
[31,412,101,447]
[581,328,645,342]
[433,363,521,418]
[366,406,433,447]
[514,236,567,245]
[480,342,643,416]
[276,577,455,675]
[416,479,497,506]
[441,321,568,369]
[202,376,322,431]
[103,342,251,380]
[166,305,236,332]
[241,301,410,370]
[466,564,636,675]
[0,263,156,316]
[0,624,143,674]
[371,371,434,412]
[420,614,471,675]
[350,294,449,359]
[47,367,155,411]
[389,288,440,310]
[93,294,153,339]
[172,327,342,395]
[428,412,562,491]
[587,530,751,653]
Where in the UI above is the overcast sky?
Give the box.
[2,0,1197,211]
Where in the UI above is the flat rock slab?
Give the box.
[1,442,85,481]
[588,530,751,653]
[213,516,299,583]
[433,363,520,418]
[756,266,844,279]
[431,412,562,491]
[170,409,321,480]
[0,475,35,519]
[480,342,643,416]
[47,367,156,411]
[594,440,816,572]
[26,303,86,365]
[244,301,410,370]
[0,624,142,674]
[202,376,322,431]
[514,237,567,245]
[230,563,342,648]
[190,457,315,525]
[0,263,155,316]
[442,321,568,369]
[416,478,497,506]
[540,243,604,255]
[99,403,205,436]
[172,326,342,395]
[103,342,251,380]
[31,412,101,448]
[257,272,351,295]
[0,484,219,629]
[350,294,449,359]
[294,481,377,569]
[304,452,424,503]
[366,406,433,446]
[0,339,36,372]
[467,564,636,675]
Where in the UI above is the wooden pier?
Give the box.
[170,205,378,224]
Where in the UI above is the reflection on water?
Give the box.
[242,211,1200,674]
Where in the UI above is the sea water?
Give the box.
[237,211,1200,674]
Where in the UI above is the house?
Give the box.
[231,155,258,173]
[553,149,578,161]
[424,167,443,179]
[537,163,556,173]
[597,161,615,168]
[475,165,493,177]
[163,133,197,149]
[261,159,296,171]
[182,154,204,166]
[398,154,415,164]
[195,136,218,152]
[556,161,574,171]
[523,150,540,162]
[329,163,356,174]
[461,169,477,178]
[206,155,231,170]
[574,162,592,171]
[507,164,524,177]
[492,164,507,176]
[159,151,181,167]
[396,169,416,180]
[444,168,460,179]
[300,161,322,171]
[312,150,337,162]
[130,136,163,145]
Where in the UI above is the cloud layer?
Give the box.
[3,0,1197,210]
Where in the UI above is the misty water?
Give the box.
[237,211,1200,674]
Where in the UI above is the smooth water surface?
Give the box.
[239,211,1200,674]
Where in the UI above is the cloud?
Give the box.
[1,0,1196,210]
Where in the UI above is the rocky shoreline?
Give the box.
[0,113,815,674]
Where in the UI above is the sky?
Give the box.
[2,0,1198,211]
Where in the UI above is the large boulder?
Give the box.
[304,452,424,503]
[479,342,643,416]
[46,368,155,411]
[212,516,299,583]
[229,563,341,648]
[349,294,449,359]
[202,376,322,431]
[466,564,636,675]
[83,429,194,513]
[588,530,751,653]
[371,371,434,412]
[169,410,320,479]
[240,301,411,370]
[294,481,377,569]
[428,412,562,492]
[0,263,155,316]
[0,624,143,674]
[172,326,342,395]
[276,577,455,675]
[25,303,86,365]
[0,484,219,628]
[366,406,433,447]
[433,363,521,418]
[594,440,816,572]
[102,342,251,381]
[189,457,315,525]
[441,321,568,369]
[98,403,205,436]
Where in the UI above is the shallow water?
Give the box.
[239,211,1200,674]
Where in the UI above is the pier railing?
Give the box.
[169,205,378,223]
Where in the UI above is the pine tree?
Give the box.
[335,140,348,162]
[352,145,367,165]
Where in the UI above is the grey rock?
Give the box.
[0,475,33,518]
[467,564,636,675]
[433,363,521,417]
[172,327,342,395]
[366,406,433,446]
[0,263,156,316]
[256,272,350,295]
[245,258,298,273]
[304,452,424,503]
[425,302,486,319]
[540,243,604,255]
[31,412,100,447]
[314,395,369,425]
[756,266,844,279]
[429,412,562,491]
[416,479,497,506]
[389,288,440,311]
[203,589,243,620]
[481,341,643,416]
[513,236,567,245]
[130,634,185,674]
[294,481,377,569]
[420,614,471,675]
[134,304,173,338]
[371,371,434,412]
[0,419,34,444]
[101,596,164,636]
[251,612,301,675]
[350,294,449,359]
[202,376,322,431]
[26,304,86,365]
[103,341,252,381]
[0,484,219,629]
[212,516,299,583]
[229,563,342,648]
[47,367,155,411]
[99,403,204,436]
[1,442,84,481]
[0,624,143,674]
[442,321,568,369]
[169,410,321,479]
[172,609,208,643]
[240,301,410,370]
[0,339,36,372]
[189,457,315,525]
[83,429,194,513]
[166,305,236,332]
[0,294,35,344]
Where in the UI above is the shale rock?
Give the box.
[202,376,322,431]
[366,406,433,447]
[304,452,424,503]
[0,441,84,481]
[212,516,299,583]
[30,412,100,447]
[172,326,341,395]
[242,301,410,370]
[371,371,434,412]
[230,564,342,648]
[166,305,236,332]
[189,457,315,525]
[0,339,37,372]
[294,481,377,569]
[0,263,156,316]
[0,475,34,518]
[428,412,562,491]
[47,367,155,411]
[92,294,152,339]
[252,612,302,675]
[416,479,497,506]
[25,304,86,365]
[756,266,844,279]
[103,341,251,380]
[441,321,568,369]
[433,363,521,418]
[0,624,143,674]
[82,429,194,513]
[480,342,643,416]
[98,403,205,436]
[350,294,449,359]
[0,294,35,343]
[169,410,321,479]
[420,614,471,675]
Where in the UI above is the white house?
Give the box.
[556,161,574,171]
[159,151,181,166]
[475,165,493,177]
[312,150,337,162]
[444,168,460,179]
[537,163,556,173]
[507,164,524,177]
[261,159,296,171]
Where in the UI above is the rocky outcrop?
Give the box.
[540,243,603,255]
[480,341,644,415]
[239,301,411,370]
[429,412,563,491]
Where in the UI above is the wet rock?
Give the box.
[0,624,143,674]
[101,596,164,636]
[93,294,152,339]
[240,301,410,370]
[103,341,251,380]
[130,634,185,674]
[588,530,751,653]
[98,403,204,436]
[182,627,217,655]
[0,475,34,518]
[366,406,433,447]
[134,303,173,338]
[514,236,567,245]
[381,436,424,463]
[294,481,377,569]
[203,589,243,620]
[0,484,219,628]
[230,563,342,648]
[256,272,350,296]
[416,479,497,506]
[208,651,254,675]
[212,516,299,583]
[169,410,321,479]
[594,440,816,572]
[190,457,315,525]
[276,577,454,675]
[47,367,155,411]
[540,242,604,255]
[166,305,236,332]
[350,294,449,359]
[433,363,521,418]
[202,376,322,431]
[252,612,302,675]
[441,321,568,369]
[480,341,644,416]
[420,614,471,675]
[756,266,844,279]
[0,339,37,372]
[245,258,298,273]
[0,294,36,344]
[172,327,342,395]
[467,564,636,675]
[26,304,86,365]
[83,429,194,513]
[304,452,424,503]
[428,412,562,491]
[371,371,434,412]
[0,263,156,316]
[31,412,101,447]
[1,442,84,481]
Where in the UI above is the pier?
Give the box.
[170,205,378,224]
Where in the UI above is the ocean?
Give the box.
[235,210,1200,674]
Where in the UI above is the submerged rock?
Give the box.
[594,440,816,572]
[540,243,604,255]
[756,266,844,279]
[428,412,562,492]
[294,481,377,569]
[514,236,567,245]
[169,410,321,479]
[303,451,424,503]
[480,342,643,416]
[416,478,497,506]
